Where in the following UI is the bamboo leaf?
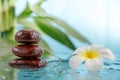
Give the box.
[18,19,44,33]
[35,0,47,6]
[52,18,91,44]
[39,39,63,60]
[17,2,32,18]
[39,39,53,59]
[34,18,76,50]
[30,0,91,44]
[42,50,52,59]
[29,0,48,17]
[39,39,52,53]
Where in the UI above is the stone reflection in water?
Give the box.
[17,69,46,80]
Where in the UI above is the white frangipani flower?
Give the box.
[69,45,115,72]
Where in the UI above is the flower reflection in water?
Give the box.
[71,70,103,80]
[85,72,103,80]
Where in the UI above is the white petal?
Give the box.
[73,47,86,55]
[99,48,115,60]
[88,45,104,51]
[69,55,85,69]
[85,59,103,72]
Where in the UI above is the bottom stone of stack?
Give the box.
[9,58,47,69]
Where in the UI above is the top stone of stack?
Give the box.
[15,29,41,44]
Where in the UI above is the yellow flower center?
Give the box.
[81,50,99,59]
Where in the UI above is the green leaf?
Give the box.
[28,0,90,45]
[39,40,63,60]
[52,17,91,44]
[39,39,52,53]
[42,50,52,59]
[29,0,48,17]
[17,2,32,18]
[18,19,44,33]
[35,0,47,6]
[34,18,76,50]
[38,39,53,59]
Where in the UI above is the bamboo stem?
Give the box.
[0,0,4,32]
[5,0,9,31]
[0,0,16,39]
[10,0,16,40]
[2,0,6,33]
[2,12,5,31]
[11,0,16,28]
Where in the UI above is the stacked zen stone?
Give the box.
[9,29,47,69]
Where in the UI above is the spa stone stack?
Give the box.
[9,29,47,69]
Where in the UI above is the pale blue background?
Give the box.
[16,0,120,59]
